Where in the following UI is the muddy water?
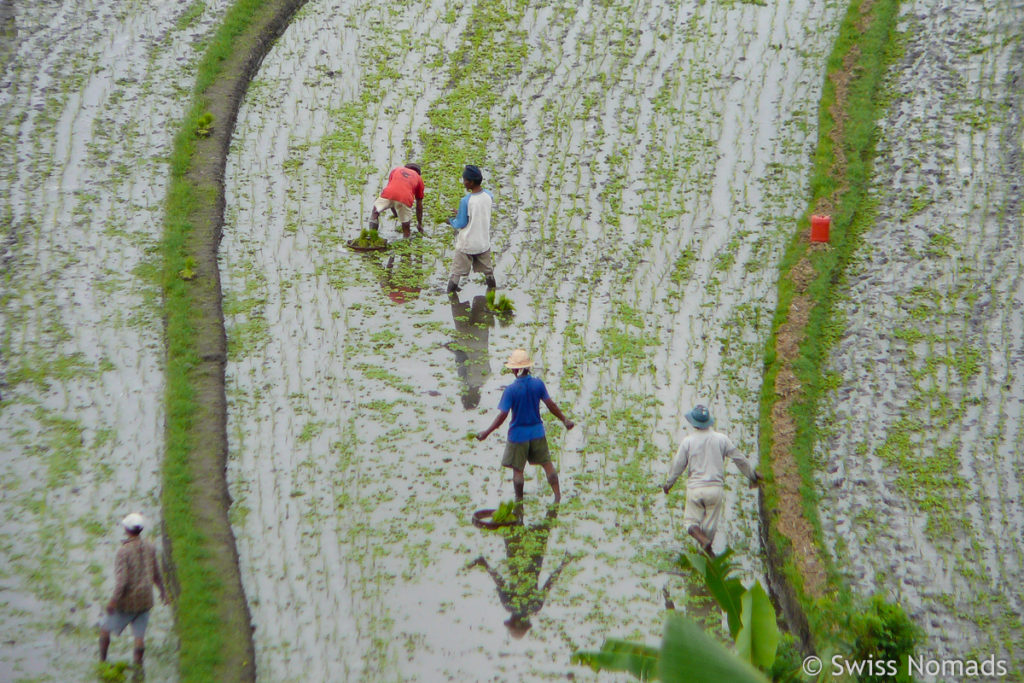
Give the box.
[815,0,1024,675]
[223,0,844,679]
[0,1,229,679]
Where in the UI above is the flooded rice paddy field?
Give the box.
[221,0,844,679]
[0,1,229,680]
[4,0,1019,680]
[814,0,1024,675]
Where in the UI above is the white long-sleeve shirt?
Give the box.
[449,189,492,255]
[664,429,757,490]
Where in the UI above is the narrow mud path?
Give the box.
[815,0,1024,673]
[0,1,230,679]
[221,0,845,679]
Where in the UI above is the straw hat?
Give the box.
[504,349,533,369]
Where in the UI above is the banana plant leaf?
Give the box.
[658,613,771,683]
[680,549,745,637]
[572,638,660,680]
[735,581,780,670]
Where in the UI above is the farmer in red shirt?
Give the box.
[369,163,424,239]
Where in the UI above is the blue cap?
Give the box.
[462,164,482,183]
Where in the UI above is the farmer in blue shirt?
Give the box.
[477,349,575,503]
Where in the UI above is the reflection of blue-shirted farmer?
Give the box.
[477,349,575,503]
[447,164,497,294]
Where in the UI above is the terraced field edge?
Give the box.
[160,0,308,679]
[757,0,906,654]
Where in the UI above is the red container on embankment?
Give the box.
[810,214,830,242]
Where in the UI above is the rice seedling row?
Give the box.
[813,0,1024,672]
[222,0,844,679]
[0,1,232,679]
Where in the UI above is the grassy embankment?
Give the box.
[160,0,307,679]
[759,0,908,651]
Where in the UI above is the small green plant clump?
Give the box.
[194,111,214,137]
[351,228,387,248]
[768,633,805,682]
[485,289,514,314]
[178,255,197,280]
[95,660,131,683]
[849,594,921,682]
[491,500,518,524]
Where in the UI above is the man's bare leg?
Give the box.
[99,630,111,661]
[687,525,714,557]
[133,636,145,667]
[541,462,560,503]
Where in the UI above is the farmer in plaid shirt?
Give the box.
[99,513,168,669]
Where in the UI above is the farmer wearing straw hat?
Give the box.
[661,405,761,556]
[478,349,574,502]
[99,513,168,670]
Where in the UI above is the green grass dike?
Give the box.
[160,0,308,679]
[758,0,922,669]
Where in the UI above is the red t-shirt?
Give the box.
[380,167,425,207]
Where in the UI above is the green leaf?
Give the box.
[681,549,745,637]
[572,638,660,680]
[658,613,771,683]
[679,550,707,575]
[735,582,780,670]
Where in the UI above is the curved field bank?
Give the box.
[222,0,843,679]
[0,1,230,679]
[159,0,314,679]
[816,0,1023,672]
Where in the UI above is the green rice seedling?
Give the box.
[194,111,214,138]
[350,228,387,248]
[490,500,520,525]
[485,289,514,315]
[178,256,197,281]
[95,660,131,682]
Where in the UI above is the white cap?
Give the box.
[121,512,145,531]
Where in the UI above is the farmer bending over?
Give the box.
[478,349,574,502]
[662,405,761,556]
[369,163,424,238]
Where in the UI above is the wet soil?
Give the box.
[220,0,845,679]
[13,0,1019,679]
[0,1,232,679]
[814,0,1024,673]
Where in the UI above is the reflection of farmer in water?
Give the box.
[446,293,494,408]
[469,506,572,637]
[380,252,423,304]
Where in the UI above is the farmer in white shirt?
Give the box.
[662,405,761,556]
[447,164,497,294]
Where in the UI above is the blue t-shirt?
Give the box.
[498,374,550,443]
